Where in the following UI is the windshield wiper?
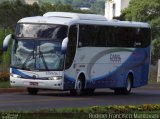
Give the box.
[22,52,34,70]
[38,42,49,71]
[39,50,49,71]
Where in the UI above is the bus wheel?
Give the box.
[75,79,84,95]
[70,80,84,96]
[114,75,132,95]
[27,88,39,95]
[70,75,85,96]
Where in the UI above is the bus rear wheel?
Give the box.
[114,75,132,95]
[27,88,39,95]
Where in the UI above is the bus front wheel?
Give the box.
[75,79,84,95]
[70,75,85,96]
[27,88,39,95]
[114,75,132,95]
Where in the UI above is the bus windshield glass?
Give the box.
[11,40,64,71]
[16,23,68,40]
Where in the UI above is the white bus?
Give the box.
[3,12,151,95]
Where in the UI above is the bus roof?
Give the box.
[18,12,150,28]
[43,12,107,21]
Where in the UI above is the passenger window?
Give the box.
[65,25,77,69]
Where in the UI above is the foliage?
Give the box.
[121,0,160,64]
[90,0,105,14]
[149,17,160,40]
[122,0,160,22]
[151,38,160,64]
[0,0,94,28]
[3,104,160,113]
[0,0,91,70]
[0,71,9,81]
[38,0,105,14]
[1,104,160,119]
[0,0,42,28]
[41,2,74,13]
[121,0,160,40]
[0,81,10,88]
[0,28,12,72]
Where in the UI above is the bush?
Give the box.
[0,71,9,81]
[151,38,160,64]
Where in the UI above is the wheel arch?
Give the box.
[127,71,134,87]
[75,71,86,89]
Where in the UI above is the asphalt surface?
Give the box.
[0,84,160,111]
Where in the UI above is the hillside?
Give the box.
[0,0,105,14]
[38,0,105,14]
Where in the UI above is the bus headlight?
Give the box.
[48,76,62,80]
[10,74,21,78]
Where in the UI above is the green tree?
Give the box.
[38,0,105,14]
[0,28,12,72]
[0,0,89,71]
[41,2,74,13]
[72,0,83,8]
[122,0,160,21]
[0,0,42,71]
[151,38,160,64]
[121,0,160,63]
[0,0,42,28]
[122,0,160,39]
[90,0,105,14]
[61,0,73,5]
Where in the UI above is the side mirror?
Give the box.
[3,34,13,52]
[61,37,68,54]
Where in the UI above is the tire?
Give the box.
[70,76,85,96]
[114,75,132,95]
[75,79,84,95]
[27,88,39,95]
[124,75,132,94]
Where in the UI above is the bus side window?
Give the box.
[65,25,77,69]
[106,27,112,47]
[78,25,84,47]
[140,28,151,47]
[134,28,141,47]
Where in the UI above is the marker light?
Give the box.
[11,74,21,78]
[48,76,62,80]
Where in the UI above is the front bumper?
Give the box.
[10,76,64,90]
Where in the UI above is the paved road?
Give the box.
[0,85,160,111]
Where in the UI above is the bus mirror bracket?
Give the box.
[3,34,13,52]
[61,37,68,54]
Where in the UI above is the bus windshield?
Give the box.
[16,23,68,40]
[11,40,64,71]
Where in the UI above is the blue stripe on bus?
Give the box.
[64,74,75,90]
[87,47,150,88]
[12,68,32,78]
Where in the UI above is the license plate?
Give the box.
[29,82,38,86]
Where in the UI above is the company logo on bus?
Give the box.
[110,54,121,63]
[46,71,59,76]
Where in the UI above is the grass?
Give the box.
[0,81,10,88]
[1,104,160,119]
